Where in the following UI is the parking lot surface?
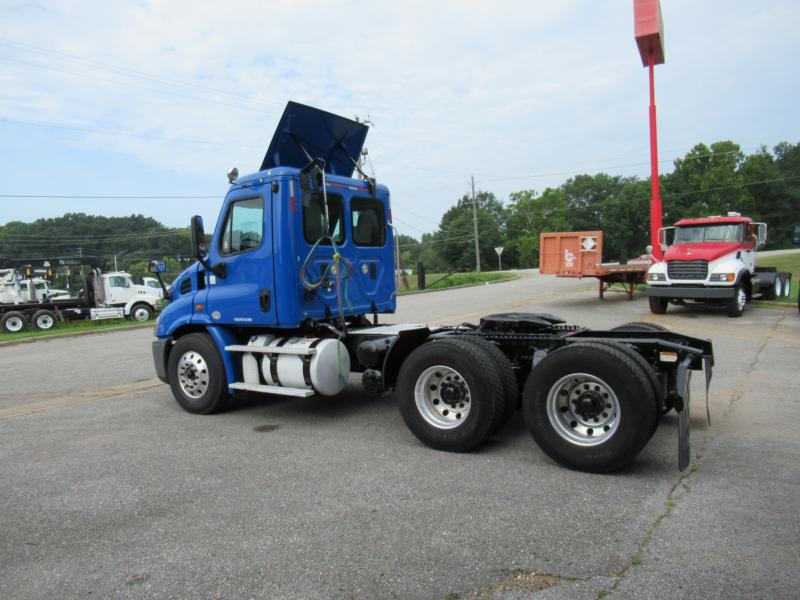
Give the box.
[1,272,798,599]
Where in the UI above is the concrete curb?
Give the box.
[0,322,154,348]
[397,273,520,296]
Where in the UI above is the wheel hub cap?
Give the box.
[414,365,471,429]
[547,373,620,446]
[177,351,209,399]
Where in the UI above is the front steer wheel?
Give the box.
[396,338,504,452]
[167,333,229,414]
[648,295,668,314]
[523,342,658,473]
[726,284,746,317]
[130,303,154,322]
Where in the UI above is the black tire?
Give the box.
[129,303,154,322]
[32,309,57,331]
[523,342,658,473]
[396,338,504,452]
[167,333,228,414]
[726,283,746,317]
[611,322,669,332]
[589,341,665,433]
[457,335,519,435]
[1,311,27,334]
[762,276,779,301]
[781,274,792,298]
[648,296,668,314]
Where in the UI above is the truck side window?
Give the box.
[352,198,385,246]
[109,276,127,287]
[303,192,344,245]
[221,197,264,255]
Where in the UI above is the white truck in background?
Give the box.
[0,268,163,333]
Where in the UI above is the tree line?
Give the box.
[1,140,797,280]
[400,140,800,272]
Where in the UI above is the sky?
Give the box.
[1,0,798,240]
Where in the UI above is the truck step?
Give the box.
[229,382,314,397]
[224,344,316,356]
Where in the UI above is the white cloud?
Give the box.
[0,0,798,231]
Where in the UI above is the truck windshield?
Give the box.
[674,223,743,243]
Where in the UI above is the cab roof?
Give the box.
[675,215,752,227]
[260,102,368,178]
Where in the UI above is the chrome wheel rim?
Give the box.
[37,315,54,329]
[177,351,209,399]
[783,279,791,298]
[736,288,746,311]
[546,373,620,446]
[774,278,782,298]
[5,316,24,332]
[133,307,150,321]
[414,365,471,429]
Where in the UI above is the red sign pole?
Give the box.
[634,0,666,260]
[648,49,663,260]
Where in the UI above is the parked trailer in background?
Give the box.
[151,102,714,473]
[539,231,650,299]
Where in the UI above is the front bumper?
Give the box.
[645,285,735,299]
[152,338,170,383]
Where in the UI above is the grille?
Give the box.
[668,260,708,280]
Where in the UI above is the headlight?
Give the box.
[710,273,735,282]
[647,273,666,281]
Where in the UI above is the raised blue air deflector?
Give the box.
[260,101,368,177]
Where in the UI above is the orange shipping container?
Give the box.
[539,231,604,277]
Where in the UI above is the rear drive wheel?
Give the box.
[456,335,519,435]
[167,333,228,414]
[32,309,57,331]
[1,311,27,334]
[726,284,746,317]
[648,296,668,314]
[763,276,780,300]
[397,338,504,452]
[611,322,668,333]
[523,342,658,473]
[130,303,154,322]
[781,274,791,298]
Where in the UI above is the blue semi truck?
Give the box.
[150,102,714,473]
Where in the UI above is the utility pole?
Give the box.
[471,175,481,274]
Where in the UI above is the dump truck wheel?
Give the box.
[453,335,519,435]
[32,309,57,331]
[130,303,153,322]
[726,284,746,317]
[397,338,503,452]
[648,296,668,314]
[523,342,657,473]
[167,333,228,414]
[1,311,27,334]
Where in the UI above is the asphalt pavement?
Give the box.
[1,271,798,599]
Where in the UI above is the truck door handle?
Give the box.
[260,289,270,312]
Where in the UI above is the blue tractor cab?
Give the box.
[155,102,395,339]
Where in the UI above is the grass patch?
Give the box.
[0,317,152,343]
[756,252,800,303]
[397,271,516,294]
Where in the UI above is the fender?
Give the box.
[206,326,241,391]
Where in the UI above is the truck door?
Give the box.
[742,223,756,272]
[201,192,277,326]
[106,274,133,305]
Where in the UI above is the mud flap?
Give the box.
[675,358,693,471]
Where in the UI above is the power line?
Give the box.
[0,116,262,149]
[0,194,217,199]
